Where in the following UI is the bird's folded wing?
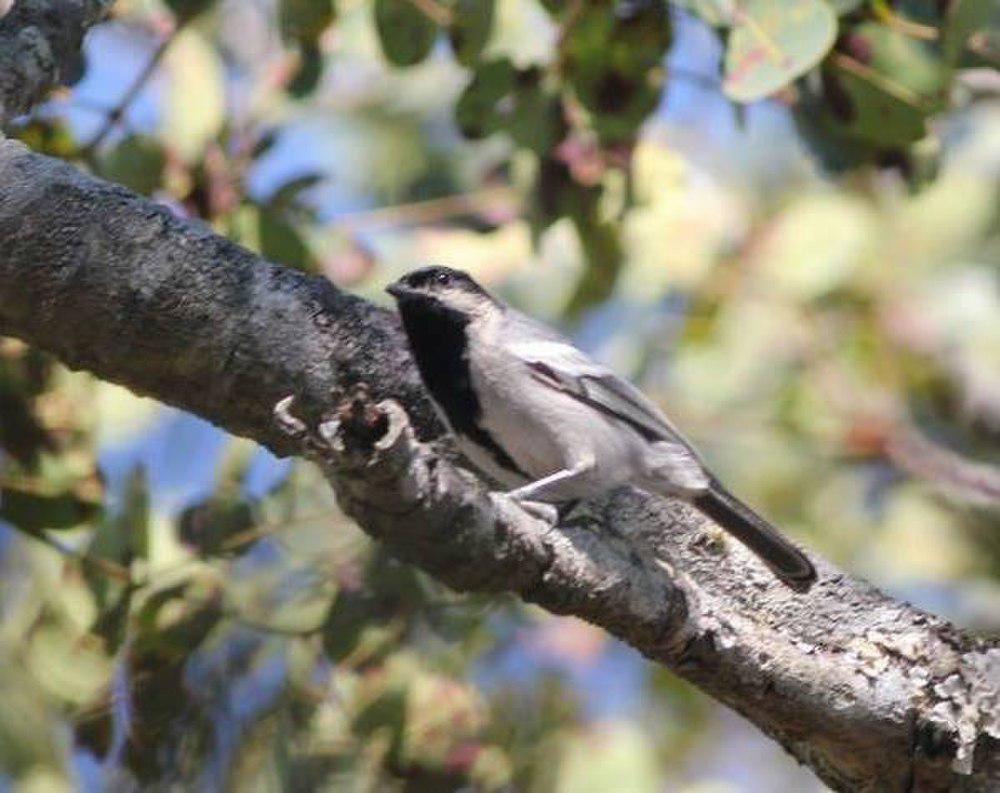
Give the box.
[511,339,694,446]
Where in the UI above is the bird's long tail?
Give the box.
[692,482,816,591]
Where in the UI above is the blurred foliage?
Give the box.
[1,0,998,789]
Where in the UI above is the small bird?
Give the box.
[387,266,816,590]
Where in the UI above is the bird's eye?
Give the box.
[436,272,451,285]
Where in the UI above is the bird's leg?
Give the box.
[505,457,594,503]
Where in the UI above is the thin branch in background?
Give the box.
[80,31,178,157]
[887,427,1000,507]
[830,52,928,109]
[331,185,519,231]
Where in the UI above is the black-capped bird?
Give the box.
[387,266,816,590]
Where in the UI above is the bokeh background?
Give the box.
[1,0,998,790]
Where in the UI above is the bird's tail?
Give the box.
[692,483,817,591]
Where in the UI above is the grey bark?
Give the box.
[0,0,111,122]
[0,138,998,792]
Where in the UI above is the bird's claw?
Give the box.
[512,498,559,525]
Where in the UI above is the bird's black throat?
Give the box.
[395,296,526,479]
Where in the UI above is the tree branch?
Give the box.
[0,138,998,791]
[0,0,112,122]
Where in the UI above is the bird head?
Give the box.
[386,266,498,315]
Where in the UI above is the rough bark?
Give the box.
[0,0,111,122]
[0,138,997,792]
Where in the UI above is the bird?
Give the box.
[386,265,816,590]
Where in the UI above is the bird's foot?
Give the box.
[512,499,559,525]
[558,499,604,532]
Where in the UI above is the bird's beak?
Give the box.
[385,281,406,299]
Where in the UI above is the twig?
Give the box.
[871,1,938,41]
[830,52,930,109]
[80,32,177,157]
[331,186,518,231]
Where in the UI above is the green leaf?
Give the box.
[178,496,255,557]
[842,22,946,103]
[99,135,166,196]
[455,58,515,138]
[268,173,325,210]
[449,0,495,66]
[0,486,99,535]
[164,0,217,23]
[0,390,51,471]
[12,119,77,159]
[259,209,317,272]
[374,0,439,66]
[288,41,325,97]
[279,0,336,41]
[84,467,147,614]
[561,0,672,143]
[352,685,408,764]
[942,0,996,65]
[829,63,929,146]
[455,60,564,153]
[823,18,946,149]
[723,0,837,102]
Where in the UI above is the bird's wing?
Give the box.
[508,334,697,449]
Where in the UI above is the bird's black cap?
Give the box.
[386,266,487,299]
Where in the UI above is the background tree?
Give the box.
[0,0,998,790]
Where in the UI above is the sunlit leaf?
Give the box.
[12,119,77,159]
[555,724,660,793]
[27,624,113,708]
[723,0,836,102]
[752,192,874,299]
[162,30,226,163]
[0,657,68,780]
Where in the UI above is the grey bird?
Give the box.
[387,266,816,590]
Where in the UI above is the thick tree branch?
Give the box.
[0,139,998,792]
[0,0,111,122]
